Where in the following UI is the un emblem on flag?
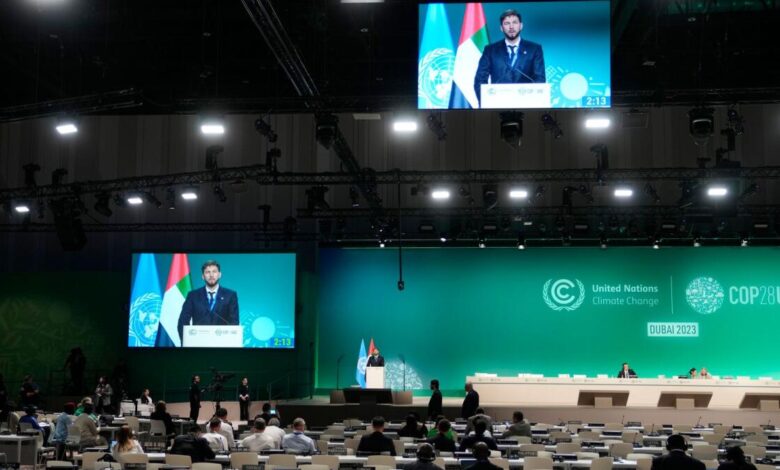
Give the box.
[418,48,455,109]
[357,356,368,375]
[129,292,162,347]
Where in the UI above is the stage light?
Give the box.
[55,117,78,135]
[379,240,386,248]
[93,193,112,218]
[316,114,339,149]
[707,186,728,197]
[541,113,563,139]
[614,188,633,198]
[393,119,418,133]
[600,235,608,249]
[14,203,31,214]
[499,112,523,148]
[689,107,714,145]
[693,237,702,248]
[426,113,447,141]
[652,237,661,249]
[200,118,225,135]
[143,192,162,208]
[165,188,176,210]
[418,222,435,233]
[741,237,749,247]
[431,189,450,200]
[478,237,486,249]
[181,187,199,200]
[509,189,528,199]
[584,117,611,129]
[440,233,448,243]
[254,117,278,143]
[126,195,143,205]
[517,236,526,250]
[213,185,227,203]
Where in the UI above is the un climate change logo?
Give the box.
[686,276,725,314]
[543,279,586,311]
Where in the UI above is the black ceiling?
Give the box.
[1,0,779,113]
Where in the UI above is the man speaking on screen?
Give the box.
[474,9,546,107]
[177,260,240,342]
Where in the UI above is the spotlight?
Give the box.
[181,187,199,200]
[652,237,661,249]
[740,237,749,247]
[379,240,386,248]
[392,119,418,133]
[478,237,486,249]
[126,195,143,205]
[517,235,526,250]
[509,189,528,199]
[51,168,68,185]
[205,145,224,170]
[165,188,176,210]
[315,114,339,149]
[426,113,447,141]
[349,186,360,208]
[213,185,227,203]
[614,188,633,198]
[689,107,714,145]
[200,117,225,135]
[14,203,31,214]
[143,192,162,208]
[23,163,40,187]
[93,193,112,217]
[55,116,79,135]
[600,234,608,249]
[499,112,523,148]
[707,186,728,197]
[482,184,498,211]
[693,237,702,248]
[431,189,450,200]
[541,113,563,139]
[418,222,436,233]
[254,117,278,142]
[305,186,330,211]
[439,233,448,243]
[584,117,611,129]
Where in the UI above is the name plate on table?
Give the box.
[182,325,243,347]
[480,83,551,109]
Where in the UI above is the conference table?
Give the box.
[0,434,37,465]
[466,376,780,409]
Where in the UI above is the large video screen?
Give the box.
[128,253,296,349]
[418,2,611,109]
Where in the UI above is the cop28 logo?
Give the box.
[543,279,586,311]
[685,276,725,314]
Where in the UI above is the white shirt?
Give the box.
[219,421,235,448]
[111,440,144,461]
[264,425,286,448]
[240,432,276,452]
[203,431,229,452]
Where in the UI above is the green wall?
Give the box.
[316,247,780,395]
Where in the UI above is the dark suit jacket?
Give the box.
[170,434,216,463]
[502,420,531,438]
[717,462,757,470]
[189,383,201,405]
[150,410,175,435]
[465,460,503,470]
[427,434,456,453]
[461,390,480,419]
[177,286,239,341]
[651,451,706,470]
[617,369,637,378]
[357,431,396,455]
[404,462,444,470]
[428,390,443,419]
[474,38,545,105]
[459,434,498,452]
[367,355,385,367]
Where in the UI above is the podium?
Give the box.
[480,83,551,109]
[366,366,385,389]
[182,325,243,347]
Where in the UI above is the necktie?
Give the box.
[508,45,517,67]
[208,292,215,311]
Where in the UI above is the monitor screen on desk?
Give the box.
[418,1,610,109]
[128,252,296,349]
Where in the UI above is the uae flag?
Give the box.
[155,253,192,347]
[449,3,490,109]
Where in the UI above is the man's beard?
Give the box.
[205,279,218,287]
[504,31,519,41]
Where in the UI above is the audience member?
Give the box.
[461,382,479,419]
[111,425,144,460]
[203,418,229,452]
[281,417,317,454]
[427,419,456,453]
[170,424,216,463]
[150,401,176,436]
[404,443,443,470]
[717,446,758,470]
[264,417,286,448]
[215,407,235,448]
[240,418,275,451]
[74,397,93,416]
[501,411,531,438]
[74,403,107,447]
[19,406,49,442]
[257,402,279,423]
[466,408,493,435]
[399,413,428,439]
[358,416,396,455]
[459,420,497,451]
[464,442,502,470]
[651,434,705,470]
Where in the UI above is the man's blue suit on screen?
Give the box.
[177,287,240,342]
[474,39,546,106]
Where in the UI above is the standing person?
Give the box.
[618,362,637,378]
[473,9,546,106]
[139,388,153,405]
[427,379,443,420]
[63,347,87,394]
[177,260,240,341]
[189,375,202,422]
[367,349,385,367]
[19,375,40,407]
[238,377,250,421]
[461,382,479,419]
[50,402,76,459]
[94,376,113,414]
